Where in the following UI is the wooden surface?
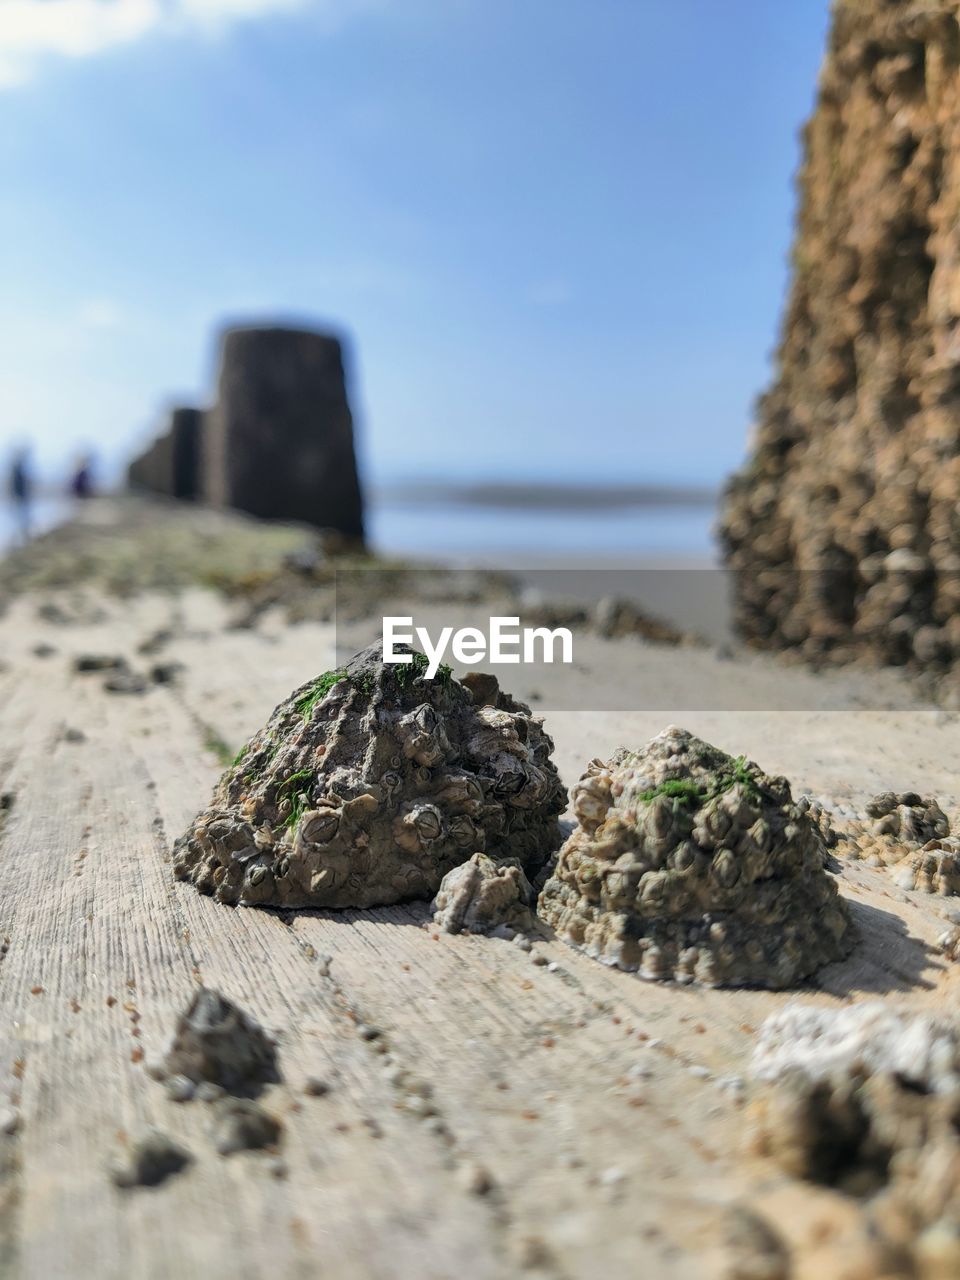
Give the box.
[1,586,959,1279]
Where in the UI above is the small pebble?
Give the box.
[513,1235,553,1270]
[0,1107,19,1135]
[356,1024,381,1041]
[104,671,149,696]
[150,662,184,686]
[303,1077,331,1097]
[195,1082,225,1103]
[213,1098,282,1156]
[164,1074,196,1103]
[403,1094,435,1119]
[109,1129,191,1189]
[266,1157,288,1179]
[715,1075,745,1099]
[627,1063,653,1081]
[513,935,532,952]
[456,1161,494,1195]
[530,953,549,967]
[74,653,126,673]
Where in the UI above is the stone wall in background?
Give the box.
[721,1,960,672]
[203,326,365,541]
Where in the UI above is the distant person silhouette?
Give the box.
[8,447,32,543]
[70,454,94,500]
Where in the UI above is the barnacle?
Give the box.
[173,643,566,909]
[431,852,535,935]
[894,838,960,895]
[537,725,855,988]
[848,792,951,871]
[865,791,949,844]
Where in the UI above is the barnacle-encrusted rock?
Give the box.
[537,726,854,988]
[849,792,951,868]
[431,852,535,935]
[174,645,566,909]
[752,1003,960,1094]
[895,839,960,895]
[748,1003,960,1269]
[865,792,949,844]
[161,988,278,1094]
[797,795,843,852]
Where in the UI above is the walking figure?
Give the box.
[70,453,94,500]
[8,448,32,544]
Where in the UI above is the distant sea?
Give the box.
[367,482,719,563]
[0,497,72,552]
[1,484,720,564]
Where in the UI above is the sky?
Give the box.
[0,0,832,488]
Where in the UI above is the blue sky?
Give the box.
[0,0,831,488]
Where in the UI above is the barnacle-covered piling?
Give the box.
[537,726,855,987]
[173,644,566,909]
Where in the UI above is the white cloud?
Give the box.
[0,0,330,88]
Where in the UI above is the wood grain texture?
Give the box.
[1,588,958,1279]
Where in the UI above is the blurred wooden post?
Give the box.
[127,407,203,500]
[204,325,365,541]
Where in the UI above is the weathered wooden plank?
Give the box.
[1,587,959,1280]
[0,600,507,1280]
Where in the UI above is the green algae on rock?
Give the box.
[537,726,855,988]
[173,644,566,909]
